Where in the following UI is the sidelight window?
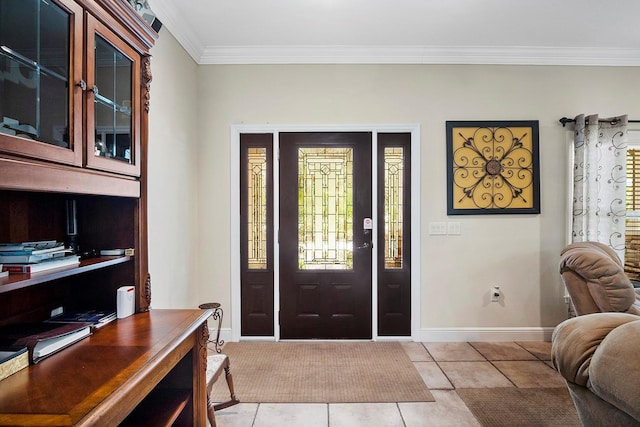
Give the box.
[247,147,268,269]
[384,147,405,269]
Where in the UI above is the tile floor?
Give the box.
[213,341,566,427]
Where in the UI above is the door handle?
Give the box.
[358,218,374,250]
[357,221,373,250]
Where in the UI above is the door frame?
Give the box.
[230,124,421,341]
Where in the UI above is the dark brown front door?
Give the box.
[279,132,372,339]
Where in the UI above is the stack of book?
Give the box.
[0,309,116,369]
[47,309,117,330]
[0,240,79,274]
[0,321,92,365]
[0,346,28,381]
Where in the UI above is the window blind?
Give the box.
[625,148,640,281]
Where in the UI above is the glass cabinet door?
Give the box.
[86,15,141,176]
[0,0,83,165]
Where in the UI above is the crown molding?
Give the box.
[149,0,640,66]
[198,45,640,66]
[148,0,203,62]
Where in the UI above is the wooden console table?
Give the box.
[0,309,210,426]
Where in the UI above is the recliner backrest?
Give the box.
[559,242,638,315]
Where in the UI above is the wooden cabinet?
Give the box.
[0,0,150,176]
[0,1,206,425]
[0,0,154,312]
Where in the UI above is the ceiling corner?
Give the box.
[148,0,205,62]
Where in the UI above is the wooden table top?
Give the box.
[0,309,210,426]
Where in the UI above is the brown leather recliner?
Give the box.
[552,313,640,426]
[559,241,640,316]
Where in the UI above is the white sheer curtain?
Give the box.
[571,114,628,260]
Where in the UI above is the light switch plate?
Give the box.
[447,222,461,235]
[429,222,447,235]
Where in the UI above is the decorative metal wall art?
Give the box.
[446,121,540,215]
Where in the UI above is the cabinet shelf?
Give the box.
[0,255,132,294]
[121,388,192,426]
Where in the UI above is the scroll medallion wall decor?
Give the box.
[446,121,540,215]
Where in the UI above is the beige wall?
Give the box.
[148,28,200,308]
[149,29,640,337]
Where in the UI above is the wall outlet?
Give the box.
[491,286,501,302]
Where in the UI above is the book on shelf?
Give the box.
[0,248,70,264]
[1,255,80,274]
[0,346,29,381]
[0,322,92,364]
[0,240,61,253]
[48,310,117,329]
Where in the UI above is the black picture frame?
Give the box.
[446,120,540,215]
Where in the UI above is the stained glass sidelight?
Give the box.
[384,147,404,269]
[298,147,353,270]
[247,148,267,269]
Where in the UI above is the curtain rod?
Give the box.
[559,117,640,127]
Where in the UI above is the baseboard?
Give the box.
[220,327,556,343]
[207,327,234,345]
[418,327,555,342]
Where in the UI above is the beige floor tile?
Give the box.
[423,342,486,361]
[399,390,481,427]
[329,403,404,427]
[401,342,433,361]
[213,403,258,427]
[253,403,328,427]
[413,361,453,389]
[470,342,538,360]
[439,361,514,388]
[516,341,552,360]
[493,360,567,388]
[213,340,570,427]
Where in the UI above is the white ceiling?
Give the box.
[148,0,640,65]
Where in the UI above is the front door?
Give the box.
[279,132,372,339]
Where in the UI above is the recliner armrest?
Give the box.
[551,313,639,387]
[589,318,640,421]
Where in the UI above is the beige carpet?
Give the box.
[456,387,582,427]
[209,341,434,403]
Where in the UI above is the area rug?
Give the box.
[456,387,581,427]
[209,341,434,403]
